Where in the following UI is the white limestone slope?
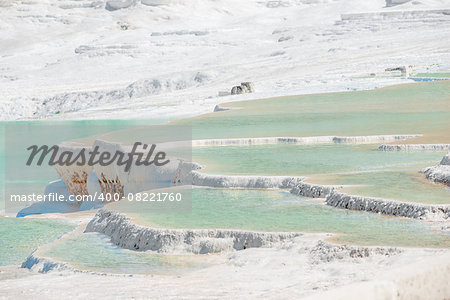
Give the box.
[304,250,450,300]
[1,0,450,120]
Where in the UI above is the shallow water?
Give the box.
[123,188,450,248]
[326,169,450,204]
[38,231,216,275]
[176,81,450,142]
[0,217,74,266]
[193,144,442,176]
[193,144,450,204]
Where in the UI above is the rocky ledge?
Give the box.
[325,191,450,221]
[85,209,302,254]
[421,152,450,187]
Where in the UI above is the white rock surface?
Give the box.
[422,152,450,186]
[85,209,302,253]
[290,181,340,198]
[325,190,450,221]
[192,171,303,189]
[21,252,71,273]
[378,144,450,151]
[305,250,450,300]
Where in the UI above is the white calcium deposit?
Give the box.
[290,181,340,198]
[378,144,450,151]
[326,190,450,221]
[85,209,302,253]
[192,134,422,147]
[422,152,450,186]
[191,171,303,189]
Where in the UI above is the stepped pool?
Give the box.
[175,80,450,143]
[110,80,450,248]
[192,144,450,204]
[115,188,450,248]
[1,80,449,273]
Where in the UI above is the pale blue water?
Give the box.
[193,144,450,204]
[0,217,74,266]
[39,232,214,275]
[126,188,450,248]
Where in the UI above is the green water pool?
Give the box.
[38,231,216,275]
[121,188,450,248]
[0,217,74,266]
[325,169,450,204]
[193,144,449,204]
[193,144,442,176]
[176,81,450,142]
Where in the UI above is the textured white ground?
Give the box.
[1,0,450,120]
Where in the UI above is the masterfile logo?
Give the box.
[26,142,170,172]
[3,121,193,216]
